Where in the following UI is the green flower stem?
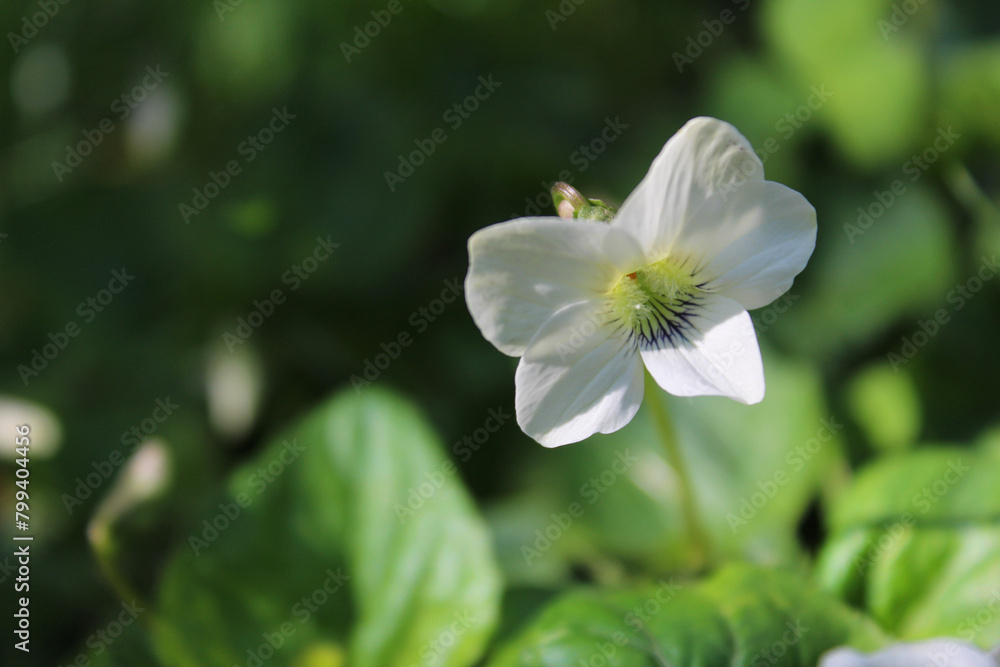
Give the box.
[643,371,712,572]
[88,519,148,610]
[945,163,1000,255]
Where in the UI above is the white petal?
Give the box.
[466,217,644,357]
[613,117,763,261]
[515,300,644,447]
[640,294,764,404]
[673,180,817,310]
[820,640,999,667]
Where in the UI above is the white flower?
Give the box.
[465,117,816,447]
[820,639,1000,667]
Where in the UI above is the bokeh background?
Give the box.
[2,0,1000,665]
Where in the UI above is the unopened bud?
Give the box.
[551,182,587,219]
[550,183,617,222]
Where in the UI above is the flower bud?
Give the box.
[551,183,618,222]
[551,182,587,219]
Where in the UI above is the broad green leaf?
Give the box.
[487,564,885,666]
[150,388,502,667]
[816,447,1000,647]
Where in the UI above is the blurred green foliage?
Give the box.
[1,0,999,664]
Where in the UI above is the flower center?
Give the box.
[609,256,705,349]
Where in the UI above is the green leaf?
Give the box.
[941,42,1000,151]
[846,364,921,453]
[149,388,502,667]
[486,564,885,666]
[816,447,1000,647]
[762,0,929,168]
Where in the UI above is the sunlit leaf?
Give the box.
[150,388,502,667]
[816,447,1000,647]
[487,564,885,666]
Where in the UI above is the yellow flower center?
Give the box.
[610,256,705,349]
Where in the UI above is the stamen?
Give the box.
[610,256,704,350]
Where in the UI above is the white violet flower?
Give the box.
[820,639,1000,667]
[465,117,817,447]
